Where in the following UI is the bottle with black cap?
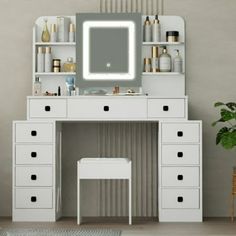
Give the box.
[143,16,151,42]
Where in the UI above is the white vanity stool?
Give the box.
[77,158,132,225]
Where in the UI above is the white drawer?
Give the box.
[148,99,185,118]
[162,144,200,165]
[162,123,200,143]
[15,188,52,209]
[162,189,199,209]
[162,167,199,187]
[15,145,53,165]
[15,123,53,143]
[67,98,147,119]
[29,98,67,118]
[15,166,52,187]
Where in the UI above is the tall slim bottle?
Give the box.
[152,15,161,42]
[37,47,44,72]
[44,47,52,72]
[173,49,183,73]
[143,16,151,42]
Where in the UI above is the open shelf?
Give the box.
[35,42,76,46]
[35,72,76,76]
[142,42,184,46]
[142,72,184,76]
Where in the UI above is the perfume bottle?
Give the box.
[63,57,76,72]
[33,77,42,96]
[159,46,171,72]
[41,18,50,42]
[173,49,183,73]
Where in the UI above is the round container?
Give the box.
[53,66,60,73]
[166,31,179,42]
[53,59,61,67]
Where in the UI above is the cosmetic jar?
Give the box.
[166,31,179,42]
[53,59,61,67]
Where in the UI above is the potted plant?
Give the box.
[212,102,236,149]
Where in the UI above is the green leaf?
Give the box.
[220,108,235,121]
[221,131,236,149]
[214,102,225,107]
[216,127,229,145]
[212,118,225,127]
[226,102,236,111]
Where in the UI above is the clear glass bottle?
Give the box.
[33,77,42,96]
[159,46,171,72]
[41,18,50,42]
[63,57,76,72]
[173,49,183,73]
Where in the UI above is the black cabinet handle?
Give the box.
[104,106,109,112]
[163,105,169,111]
[31,196,37,202]
[177,196,183,202]
[31,130,37,136]
[177,152,183,158]
[177,175,183,181]
[31,152,37,158]
[45,106,51,112]
[177,131,183,137]
[31,175,37,181]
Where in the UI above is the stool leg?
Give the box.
[129,177,132,225]
[77,165,81,225]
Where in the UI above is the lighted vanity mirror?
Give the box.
[76,13,142,89]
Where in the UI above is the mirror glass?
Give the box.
[76,13,142,88]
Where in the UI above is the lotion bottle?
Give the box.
[151,46,159,72]
[44,47,52,72]
[152,15,161,42]
[69,23,75,42]
[37,47,44,72]
[159,46,171,72]
[173,49,183,73]
[143,16,151,42]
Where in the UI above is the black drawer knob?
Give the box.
[163,105,169,111]
[177,196,183,202]
[177,175,183,181]
[31,152,37,158]
[177,131,183,137]
[177,152,183,158]
[31,196,37,202]
[31,130,37,136]
[31,175,37,180]
[104,106,109,112]
[45,106,51,112]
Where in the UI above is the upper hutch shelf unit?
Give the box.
[33,15,185,96]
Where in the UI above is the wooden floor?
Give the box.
[1,217,236,235]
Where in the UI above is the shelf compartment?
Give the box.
[142,42,184,46]
[35,72,76,76]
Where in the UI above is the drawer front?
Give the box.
[15,123,53,143]
[15,167,52,187]
[162,189,199,209]
[29,99,67,118]
[68,98,147,119]
[148,99,185,118]
[15,188,52,209]
[162,167,199,187]
[162,144,199,165]
[15,145,53,165]
[162,123,200,143]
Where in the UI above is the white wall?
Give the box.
[1,0,236,217]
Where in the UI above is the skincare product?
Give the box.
[58,86,61,96]
[173,49,183,73]
[152,15,161,42]
[63,57,76,72]
[33,77,42,96]
[50,24,57,42]
[44,47,52,72]
[37,47,44,72]
[69,23,75,42]
[75,87,79,96]
[57,16,70,42]
[166,31,179,42]
[65,77,75,96]
[41,18,50,42]
[143,16,151,42]
[159,46,171,72]
[53,59,61,72]
[151,46,159,72]
[144,58,151,72]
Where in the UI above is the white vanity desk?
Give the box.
[13,95,202,222]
